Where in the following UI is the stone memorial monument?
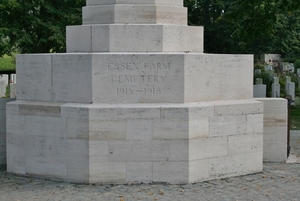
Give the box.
[6,0,263,184]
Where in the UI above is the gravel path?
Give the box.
[1,163,300,201]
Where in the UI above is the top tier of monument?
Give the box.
[83,0,186,25]
[66,0,203,52]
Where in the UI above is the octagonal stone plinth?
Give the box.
[6,100,263,184]
[16,53,253,104]
[66,25,203,53]
[86,0,183,6]
[83,4,187,25]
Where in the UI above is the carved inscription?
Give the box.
[117,88,161,95]
[95,62,172,95]
[107,62,171,71]
[111,75,166,83]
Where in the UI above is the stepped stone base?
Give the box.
[6,99,263,184]
[66,25,203,52]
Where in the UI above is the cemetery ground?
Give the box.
[0,54,15,73]
[291,106,300,129]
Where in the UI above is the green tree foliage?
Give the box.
[184,0,300,56]
[184,0,239,53]
[0,0,85,56]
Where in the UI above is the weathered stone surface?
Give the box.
[6,100,263,183]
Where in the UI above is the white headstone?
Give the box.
[271,77,280,97]
[287,82,295,100]
[286,76,291,93]
[0,79,5,98]
[0,74,9,86]
[9,83,16,98]
[289,63,295,72]
[255,78,263,85]
[253,85,266,97]
[254,69,261,74]
[265,65,273,71]
[297,68,300,76]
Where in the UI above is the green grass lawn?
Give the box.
[0,54,16,73]
[291,107,300,130]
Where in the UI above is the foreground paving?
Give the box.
[1,163,300,201]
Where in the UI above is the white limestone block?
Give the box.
[210,115,247,137]
[189,159,210,183]
[82,5,187,25]
[189,117,210,139]
[89,162,126,183]
[16,53,254,104]
[89,141,109,163]
[118,105,161,119]
[89,119,127,140]
[255,98,287,162]
[16,54,52,101]
[188,102,214,118]
[66,25,92,53]
[256,98,287,110]
[153,162,189,184]
[66,139,89,182]
[52,54,93,103]
[127,119,153,140]
[6,114,25,135]
[247,114,264,134]
[86,0,183,6]
[169,140,188,161]
[153,119,189,140]
[263,128,287,162]
[220,55,253,100]
[91,54,185,103]
[212,99,263,116]
[67,167,89,183]
[220,152,263,176]
[67,118,89,140]
[184,54,253,102]
[189,137,228,160]
[161,106,189,119]
[88,106,119,120]
[245,152,263,173]
[227,134,263,155]
[25,116,66,138]
[6,133,26,174]
[126,162,152,183]
[26,158,67,179]
[5,100,22,115]
[26,136,67,164]
[209,156,228,178]
[67,25,203,53]
[108,140,170,162]
[61,103,89,119]
[19,102,63,117]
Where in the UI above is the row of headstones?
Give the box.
[262,63,296,73]
[253,76,295,100]
[0,74,16,98]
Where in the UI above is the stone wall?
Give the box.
[0,98,15,166]
[6,99,263,184]
[256,98,288,162]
